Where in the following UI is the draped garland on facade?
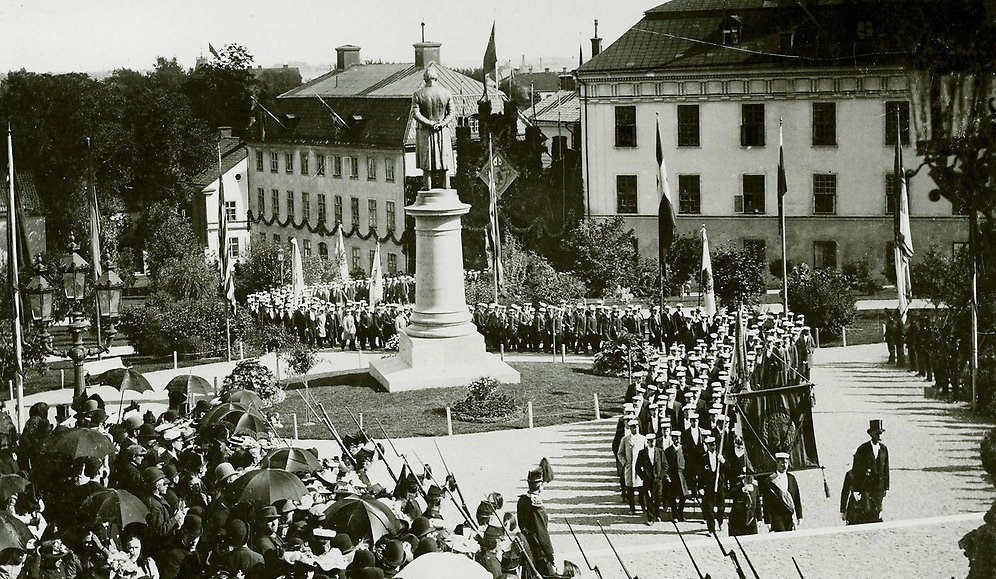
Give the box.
[248,209,405,245]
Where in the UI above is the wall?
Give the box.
[202,157,251,263]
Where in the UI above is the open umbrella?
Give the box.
[80,488,150,529]
[222,410,272,438]
[394,552,491,579]
[166,374,212,396]
[42,428,115,460]
[199,403,264,429]
[0,475,28,505]
[0,512,32,552]
[227,468,307,507]
[88,368,153,394]
[226,389,264,408]
[323,496,401,544]
[261,448,321,473]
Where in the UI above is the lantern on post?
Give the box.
[24,257,54,324]
[60,238,89,303]
[95,253,123,319]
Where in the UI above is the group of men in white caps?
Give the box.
[613,307,816,537]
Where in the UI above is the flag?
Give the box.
[700,225,716,317]
[290,238,305,300]
[777,121,787,199]
[87,138,102,280]
[486,136,504,290]
[579,44,583,68]
[731,307,748,387]
[483,22,497,99]
[656,118,676,267]
[208,43,220,59]
[5,125,23,390]
[216,144,237,312]
[736,384,820,472]
[894,114,913,323]
[369,241,384,307]
[335,224,349,285]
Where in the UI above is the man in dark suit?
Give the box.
[636,431,670,525]
[728,474,761,536]
[664,430,689,522]
[516,468,556,576]
[760,451,802,532]
[851,419,889,522]
[700,436,726,533]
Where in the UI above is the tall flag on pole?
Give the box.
[777,121,788,199]
[777,119,789,313]
[87,138,102,280]
[700,225,716,317]
[482,22,497,101]
[290,238,305,300]
[369,241,384,306]
[6,125,24,429]
[208,43,220,59]
[216,144,237,312]
[894,113,913,323]
[657,116,676,269]
[487,136,504,294]
[335,225,350,285]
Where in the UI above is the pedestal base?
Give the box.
[368,329,520,392]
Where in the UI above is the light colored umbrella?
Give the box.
[395,552,491,579]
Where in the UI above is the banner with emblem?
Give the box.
[735,384,819,473]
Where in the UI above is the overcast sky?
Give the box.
[0,0,649,74]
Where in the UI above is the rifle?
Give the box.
[597,520,634,579]
[733,536,761,579]
[434,440,474,520]
[343,406,399,484]
[481,494,541,579]
[711,532,746,579]
[408,450,479,533]
[672,521,706,579]
[792,556,805,578]
[295,391,354,465]
[317,402,358,466]
[565,519,603,579]
[820,466,831,499]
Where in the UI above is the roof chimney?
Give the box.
[217,126,233,138]
[559,74,576,91]
[414,42,442,69]
[336,45,361,70]
[591,19,603,57]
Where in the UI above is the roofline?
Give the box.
[576,63,906,81]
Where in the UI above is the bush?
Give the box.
[465,236,587,305]
[119,295,253,357]
[786,264,856,338]
[592,332,655,377]
[560,217,641,298]
[713,244,767,308]
[223,359,284,407]
[282,343,318,376]
[452,377,519,423]
[769,259,796,280]
[842,258,880,295]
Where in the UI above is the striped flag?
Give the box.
[486,136,504,291]
[369,241,384,307]
[656,117,676,266]
[894,115,913,322]
[700,225,716,317]
[216,144,236,312]
[87,138,102,280]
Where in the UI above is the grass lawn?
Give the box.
[820,311,885,348]
[269,361,629,440]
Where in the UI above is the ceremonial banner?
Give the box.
[700,225,716,317]
[893,113,913,324]
[656,118,676,266]
[736,384,819,472]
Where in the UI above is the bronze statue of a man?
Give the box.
[412,65,455,189]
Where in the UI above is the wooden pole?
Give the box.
[527,401,534,428]
[292,413,299,440]
[445,406,453,436]
[593,393,601,420]
[173,351,178,369]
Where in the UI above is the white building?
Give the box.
[191,130,250,263]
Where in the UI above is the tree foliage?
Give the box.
[560,217,645,299]
[712,243,767,308]
[786,264,856,338]
[466,236,586,305]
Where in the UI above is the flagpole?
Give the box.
[217,143,232,362]
[488,133,499,303]
[6,125,23,431]
[779,119,788,315]
[86,137,103,358]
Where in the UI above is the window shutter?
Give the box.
[734,194,744,213]
[740,125,747,147]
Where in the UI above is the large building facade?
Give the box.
[577,0,967,279]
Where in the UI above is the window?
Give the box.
[303,239,312,257]
[812,103,837,146]
[257,188,265,217]
[678,175,701,214]
[813,174,837,215]
[285,152,294,174]
[350,197,360,225]
[386,201,396,232]
[300,152,309,175]
[885,101,911,145]
[722,16,741,45]
[368,199,378,231]
[271,189,280,218]
[615,175,638,214]
[369,250,377,270]
[349,156,359,179]
[857,20,874,39]
[319,242,329,260]
[741,104,765,146]
[367,157,377,180]
[814,240,838,270]
[351,247,361,271]
[737,175,766,214]
[332,155,342,178]
[388,253,398,274]
[317,193,327,224]
[677,105,700,147]
[614,106,637,148]
[334,196,343,225]
[302,192,310,222]
[286,191,295,220]
[385,158,396,182]
[256,151,264,172]
[317,154,326,176]
[225,201,237,222]
[228,237,240,258]
[270,152,279,173]
[953,242,968,256]
[744,239,766,260]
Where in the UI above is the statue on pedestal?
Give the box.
[412,65,454,190]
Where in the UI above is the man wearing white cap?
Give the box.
[760,451,802,532]
[616,420,647,516]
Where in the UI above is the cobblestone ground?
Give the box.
[303,343,994,578]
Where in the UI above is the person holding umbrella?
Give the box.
[251,506,284,557]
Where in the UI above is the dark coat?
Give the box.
[516,494,554,565]
[218,545,263,577]
[760,472,802,532]
[851,441,889,493]
[728,481,761,536]
[664,444,689,497]
[636,445,670,485]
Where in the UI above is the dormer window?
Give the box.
[723,16,742,46]
[857,20,874,39]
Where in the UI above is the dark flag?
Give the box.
[656,118,676,267]
[208,43,220,59]
[777,121,787,199]
[483,22,497,100]
[736,384,820,473]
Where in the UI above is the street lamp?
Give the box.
[277,247,285,286]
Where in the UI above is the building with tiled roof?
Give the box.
[191,129,249,264]
[524,89,582,167]
[577,0,964,282]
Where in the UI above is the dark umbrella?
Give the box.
[80,488,150,529]
[226,468,307,507]
[41,428,115,460]
[222,410,271,438]
[88,368,153,394]
[0,475,28,505]
[226,389,264,408]
[261,447,321,473]
[323,496,401,543]
[0,511,32,551]
[200,403,265,429]
[166,374,212,396]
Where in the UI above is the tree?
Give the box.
[560,217,643,298]
[712,244,767,308]
[465,236,586,305]
[787,264,856,338]
[185,44,255,137]
[664,233,700,295]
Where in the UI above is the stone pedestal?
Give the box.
[369,188,519,392]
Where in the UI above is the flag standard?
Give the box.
[656,117,676,302]
[290,238,305,300]
[5,126,24,430]
[486,135,504,299]
[700,225,716,317]
[369,241,384,307]
[736,384,820,472]
[777,119,789,313]
[208,43,220,59]
[335,225,350,301]
[216,144,237,313]
[893,112,913,323]
[482,23,497,100]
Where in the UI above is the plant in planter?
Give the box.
[223,359,284,407]
[592,331,654,377]
[283,343,319,376]
[383,334,400,353]
[452,377,519,423]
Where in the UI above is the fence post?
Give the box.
[445,406,453,436]
[276,355,282,381]
[358,348,363,368]
[239,342,245,360]
[561,343,566,363]
[593,393,601,420]
[500,343,504,361]
[814,328,821,348]
[173,351,178,370]
[213,376,218,395]
[527,401,534,429]
[552,333,557,363]
[842,327,848,347]
[358,412,363,431]
[60,369,65,389]
[292,413,299,441]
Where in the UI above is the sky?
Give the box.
[0,0,651,74]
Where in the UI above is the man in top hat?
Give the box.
[516,468,556,576]
[851,419,889,522]
[760,452,802,532]
[636,431,670,525]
